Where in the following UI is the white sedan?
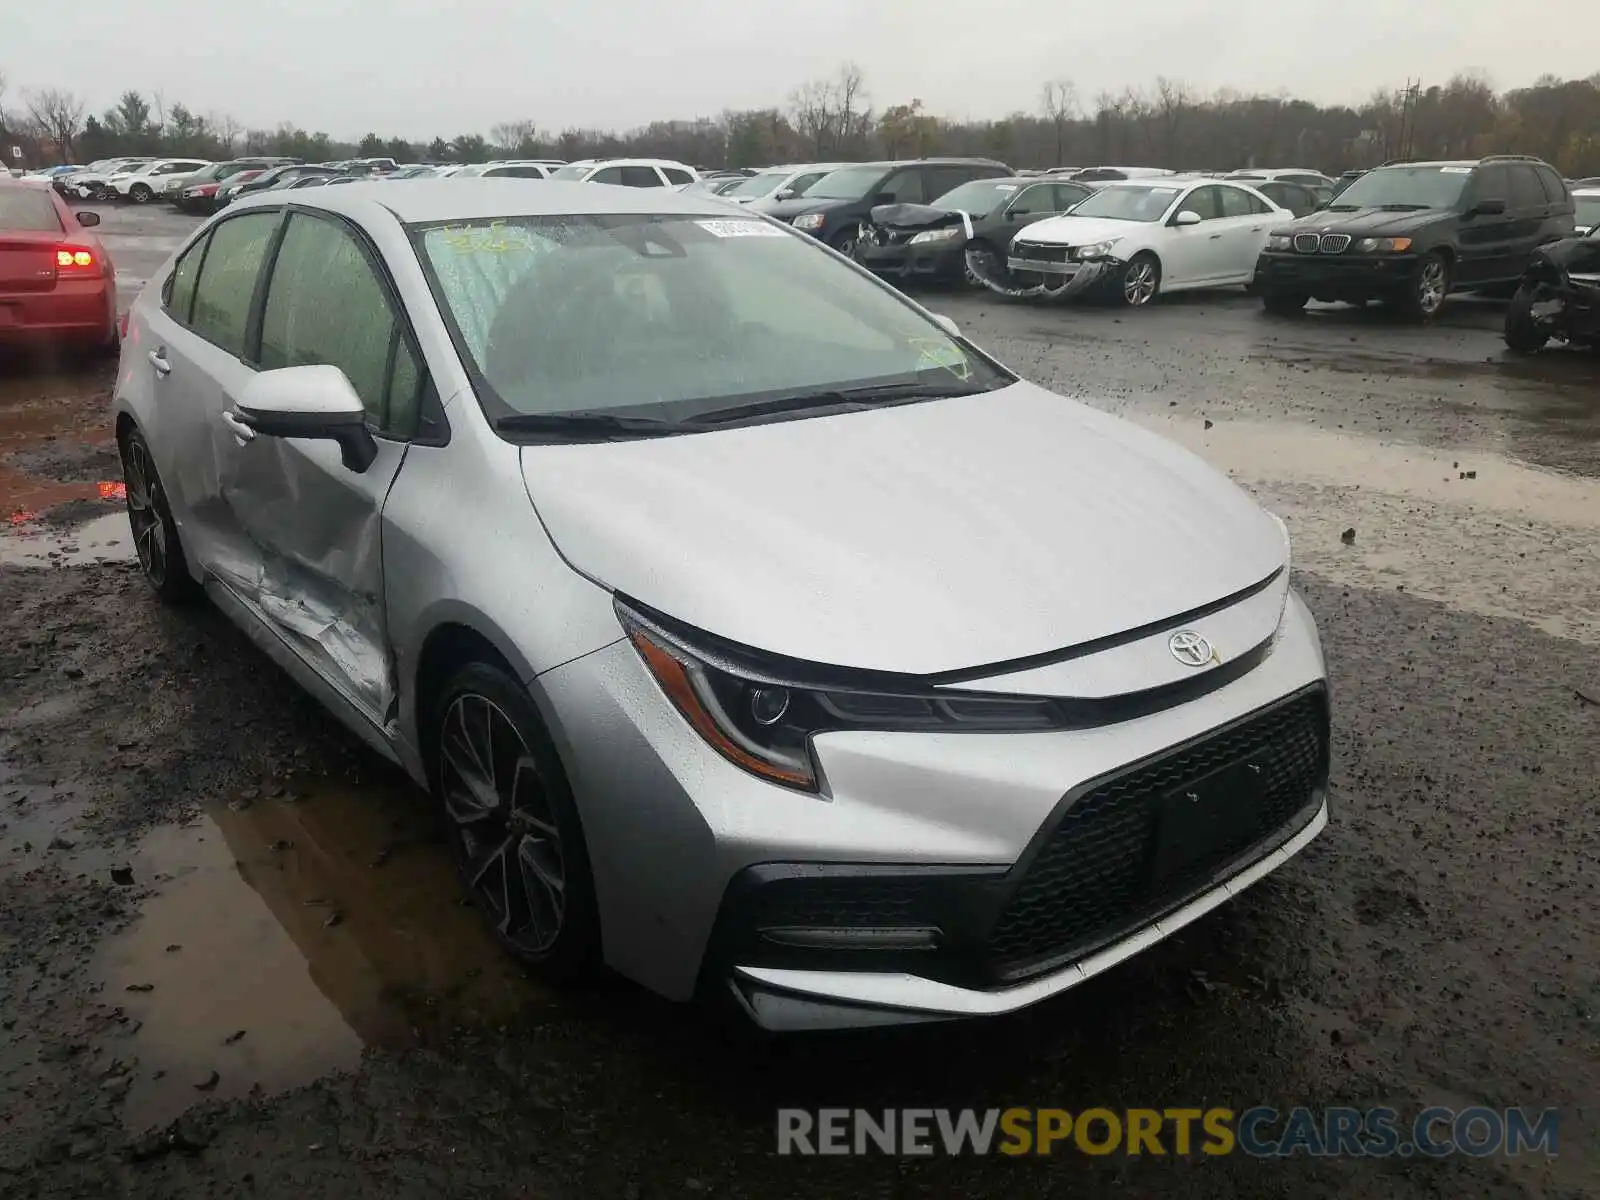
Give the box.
[989,177,1290,306]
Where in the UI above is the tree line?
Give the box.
[4,65,1600,177]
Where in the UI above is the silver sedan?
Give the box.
[112,181,1330,1031]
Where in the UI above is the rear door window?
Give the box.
[662,167,693,185]
[619,166,663,188]
[188,212,279,357]
[1508,164,1547,211]
[589,166,624,185]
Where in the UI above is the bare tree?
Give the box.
[490,119,541,155]
[1153,77,1193,161]
[788,78,836,156]
[1040,78,1077,166]
[24,88,87,162]
[210,111,242,154]
[834,62,871,153]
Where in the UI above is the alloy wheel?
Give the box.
[439,693,566,955]
[122,439,167,586]
[1123,258,1158,306]
[1417,257,1448,316]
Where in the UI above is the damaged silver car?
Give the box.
[113,181,1330,1031]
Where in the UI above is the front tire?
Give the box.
[431,662,600,982]
[1117,253,1161,307]
[830,225,863,259]
[129,183,153,204]
[1261,289,1309,316]
[119,427,199,602]
[963,240,1002,288]
[1398,251,1450,321]
[1503,282,1551,354]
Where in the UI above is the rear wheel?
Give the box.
[1503,282,1551,354]
[431,662,600,982]
[119,427,199,602]
[128,182,153,204]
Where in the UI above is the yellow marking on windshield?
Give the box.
[434,220,542,254]
[909,336,973,381]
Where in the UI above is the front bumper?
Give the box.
[973,251,1114,299]
[1255,251,1422,298]
[856,237,966,282]
[537,589,1329,1026]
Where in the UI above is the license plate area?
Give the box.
[1150,756,1267,882]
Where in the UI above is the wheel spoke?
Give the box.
[468,830,517,890]
[516,835,565,948]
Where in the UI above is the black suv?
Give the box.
[1254,156,1575,320]
[762,158,1011,255]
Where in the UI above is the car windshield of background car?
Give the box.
[725,170,791,198]
[415,213,1007,425]
[1330,166,1470,210]
[930,179,1018,217]
[1066,185,1183,222]
[1574,195,1600,229]
[800,165,886,201]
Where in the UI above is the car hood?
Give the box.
[518,382,1286,675]
[869,202,973,230]
[1276,206,1451,235]
[761,196,850,220]
[1012,215,1147,247]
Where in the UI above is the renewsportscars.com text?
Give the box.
[776,1106,1559,1158]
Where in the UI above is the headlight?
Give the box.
[1355,237,1412,253]
[908,226,963,245]
[618,600,1060,793]
[1076,238,1123,259]
[1267,234,1293,251]
[791,213,826,231]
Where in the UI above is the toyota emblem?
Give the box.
[1168,630,1214,668]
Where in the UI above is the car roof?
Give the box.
[231,178,742,225]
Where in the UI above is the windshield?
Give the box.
[551,164,592,180]
[726,170,790,198]
[1066,184,1184,222]
[802,165,888,201]
[414,213,1008,429]
[0,189,63,232]
[1576,196,1600,228]
[1331,166,1469,210]
[930,179,1018,216]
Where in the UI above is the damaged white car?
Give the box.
[976,177,1289,306]
[112,181,1329,1031]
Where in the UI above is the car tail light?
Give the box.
[55,246,97,273]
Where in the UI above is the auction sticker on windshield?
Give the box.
[1440,167,1473,173]
[696,219,788,238]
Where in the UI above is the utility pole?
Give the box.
[1396,79,1422,161]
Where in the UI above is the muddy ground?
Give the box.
[0,205,1596,1198]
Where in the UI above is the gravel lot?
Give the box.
[0,203,1596,1199]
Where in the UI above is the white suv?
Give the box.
[113,159,212,204]
[549,158,699,188]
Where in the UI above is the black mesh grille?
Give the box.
[749,876,941,930]
[1013,243,1070,263]
[985,689,1328,979]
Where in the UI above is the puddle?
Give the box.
[92,771,538,1132]
[0,509,134,566]
[1141,415,1600,644]
[1146,416,1600,528]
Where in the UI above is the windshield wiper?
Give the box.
[1376,203,1431,211]
[493,411,690,441]
[689,380,993,427]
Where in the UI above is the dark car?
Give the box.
[1330,169,1368,197]
[1253,180,1331,218]
[764,158,1011,255]
[172,159,296,213]
[855,176,1095,286]
[225,164,342,201]
[1254,155,1575,320]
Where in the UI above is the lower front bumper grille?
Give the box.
[987,687,1328,979]
[706,685,1330,993]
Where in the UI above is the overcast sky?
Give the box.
[6,0,1596,140]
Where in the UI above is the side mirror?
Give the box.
[76,211,101,227]
[234,365,378,473]
[1470,198,1507,217]
[929,313,960,338]
[775,188,796,200]
[1172,210,1203,227]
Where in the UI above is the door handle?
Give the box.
[147,348,171,376]
[1209,233,1223,240]
[220,410,256,444]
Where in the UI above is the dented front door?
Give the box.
[213,208,424,725]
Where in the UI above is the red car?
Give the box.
[0,181,117,353]
[176,169,265,215]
